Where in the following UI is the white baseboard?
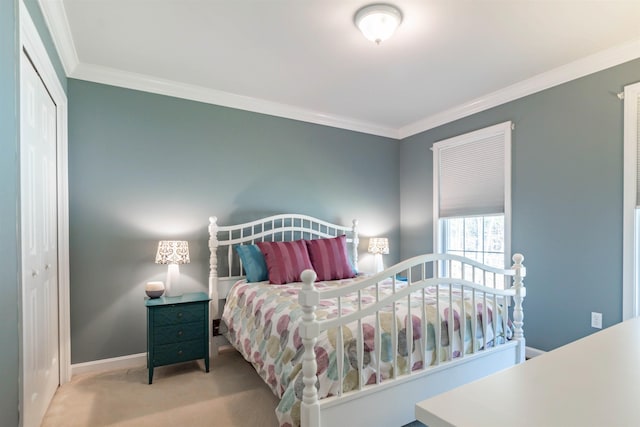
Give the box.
[71,352,147,377]
[525,346,546,359]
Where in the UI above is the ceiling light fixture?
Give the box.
[354,3,403,45]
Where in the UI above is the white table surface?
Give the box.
[415,317,640,427]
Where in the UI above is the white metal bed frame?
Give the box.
[208,214,358,353]
[208,214,526,427]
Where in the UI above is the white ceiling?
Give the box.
[41,0,640,139]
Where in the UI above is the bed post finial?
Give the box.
[299,269,321,427]
[511,253,526,363]
[352,219,359,272]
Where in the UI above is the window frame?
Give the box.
[433,121,512,269]
[622,82,640,320]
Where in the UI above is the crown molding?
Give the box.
[71,62,399,139]
[37,0,79,75]
[399,38,640,139]
[37,0,398,138]
[39,0,640,141]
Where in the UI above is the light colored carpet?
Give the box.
[43,348,427,427]
[42,349,280,427]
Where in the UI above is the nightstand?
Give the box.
[146,291,211,384]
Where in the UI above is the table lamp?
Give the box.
[155,240,190,296]
[368,237,389,273]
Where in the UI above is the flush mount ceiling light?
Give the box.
[354,3,403,45]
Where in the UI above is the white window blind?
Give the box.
[434,122,511,218]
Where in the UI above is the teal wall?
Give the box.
[67,79,400,363]
[1,1,66,424]
[400,58,640,351]
[23,0,67,91]
[0,1,20,424]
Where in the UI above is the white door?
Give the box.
[20,52,60,427]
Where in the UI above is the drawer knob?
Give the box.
[177,330,184,337]
[177,350,183,356]
[177,312,183,318]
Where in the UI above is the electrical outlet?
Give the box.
[212,319,221,336]
[591,312,602,329]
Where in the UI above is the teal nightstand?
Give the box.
[146,291,211,384]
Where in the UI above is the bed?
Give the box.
[208,214,526,427]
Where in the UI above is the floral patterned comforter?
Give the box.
[221,276,511,427]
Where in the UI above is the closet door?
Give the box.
[20,52,60,427]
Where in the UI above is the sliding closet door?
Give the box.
[20,51,60,427]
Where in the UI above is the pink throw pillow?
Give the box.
[256,240,314,284]
[306,235,355,281]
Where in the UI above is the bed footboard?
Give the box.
[298,253,526,427]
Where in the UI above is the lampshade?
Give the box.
[155,240,190,265]
[354,4,402,44]
[368,237,389,255]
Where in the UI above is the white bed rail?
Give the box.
[298,253,525,427]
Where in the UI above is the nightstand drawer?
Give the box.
[154,322,204,345]
[152,340,205,366]
[153,303,205,326]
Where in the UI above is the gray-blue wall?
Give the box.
[1,1,66,424]
[23,0,67,90]
[67,79,400,363]
[0,1,20,424]
[400,58,640,351]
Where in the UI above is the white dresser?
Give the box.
[416,317,640,427]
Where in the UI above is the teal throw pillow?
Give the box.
[235,244,268,282]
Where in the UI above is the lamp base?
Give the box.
[165,264,181,297]
[374,254,384,273]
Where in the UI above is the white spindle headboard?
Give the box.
[208,213,359,318]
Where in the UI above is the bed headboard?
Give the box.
[208,213,359,318]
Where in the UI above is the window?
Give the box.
[433,121,512,284]
[622,82,640,320]
[442,215,505,266]
[442,215,506,287]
